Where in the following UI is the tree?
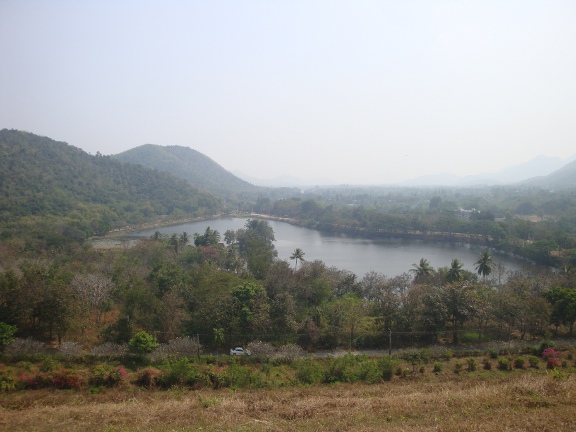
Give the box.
[237,219,277,279]
[0,322,17,348]
[71,273,114,326]
[231,282,271,337]
[475,250,493,280]
[411,258,434,283]
[446,259,464,283]
[290,248,305,270]
[213,327,225,355]
[179,231,190,247]
[128,331,158,355]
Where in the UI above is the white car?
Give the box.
[230,346,251,356]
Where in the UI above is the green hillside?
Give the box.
[0,129,222,244]
[113,144,263,201]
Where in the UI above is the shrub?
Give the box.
[542,348,558,361]
[467,358,477,372]
[380,356,400,381]
[136,368,160,388]
[277,344,304,361]
[483,359,492,370]
[90,342,128,359]
[157,359,204,388]
[224,363,256,389]
[4,338,45,356]
[57,341,83,358]
[513,356,526,369]
[39,357,59,373]
[51,370,81,389]
[0,372,15,392]
[90,365,127,387]
[498,358,510,371]
[529,355,540,369]
[433,361,442,373]
[546,358,561,370]
[488,349,498,359]
[246,340,276,359]
[128,332,158,355]
[152,337,202,361]
[295,359,324,385]
[0,322,17,348]
[454,361,463,374]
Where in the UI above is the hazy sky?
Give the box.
[1,1,575,184]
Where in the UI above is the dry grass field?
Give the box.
[1,370,575,432]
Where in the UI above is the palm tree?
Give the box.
[447,258,464,283]
[179,231,190,247]
[475,250,493,280]
[290,248,305,270]
[411,258,433,283]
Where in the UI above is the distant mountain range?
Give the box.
[398,155,575,188]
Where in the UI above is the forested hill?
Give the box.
[113,144,263,201]
[0,129,222,242]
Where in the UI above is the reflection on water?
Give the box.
[131,217,532,278]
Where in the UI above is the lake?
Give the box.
[131,217,532,278]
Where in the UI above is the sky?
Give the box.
[1,1,575,184]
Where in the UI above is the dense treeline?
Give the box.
[2,219,576,352]
[0,130,222,246]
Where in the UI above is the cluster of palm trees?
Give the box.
[411,249,494,284]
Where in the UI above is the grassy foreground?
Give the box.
[1,369,575,431]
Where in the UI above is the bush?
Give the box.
[433,361,442,373]
[57,341,83,358]
[513,356,526,369]
[152,337,202,361]
[136,368,160,388]
[90,365,128,387]
[90,342,128,359]
[542,348,558,361]
[546,358,561,370]
[380,356,400,381]
[454,361,463,374]
[128,332,158,355]
[0,371,15,392]
[51,370,81,389]
[224,363,257,389]
[4,338,45,356]
[295,359,324,385]
[529,355,540,369]
[0,322,17,348]
[157,359,205,388]
[467,358,477,372]
[498,358,510,371]
[246,340,276,359]
[277,344,304,361]
[483,359,492,370]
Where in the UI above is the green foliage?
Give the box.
[0,129,222,243]
[379,355,401,381]
[497,358,511,371]
[128,332,158,355]
[157,359,204,388]
[433,361,442,373]
[224,363,257,389]
[0,322,17,347]
[295,359,324,385]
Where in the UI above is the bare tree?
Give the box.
[71,273,114,326]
